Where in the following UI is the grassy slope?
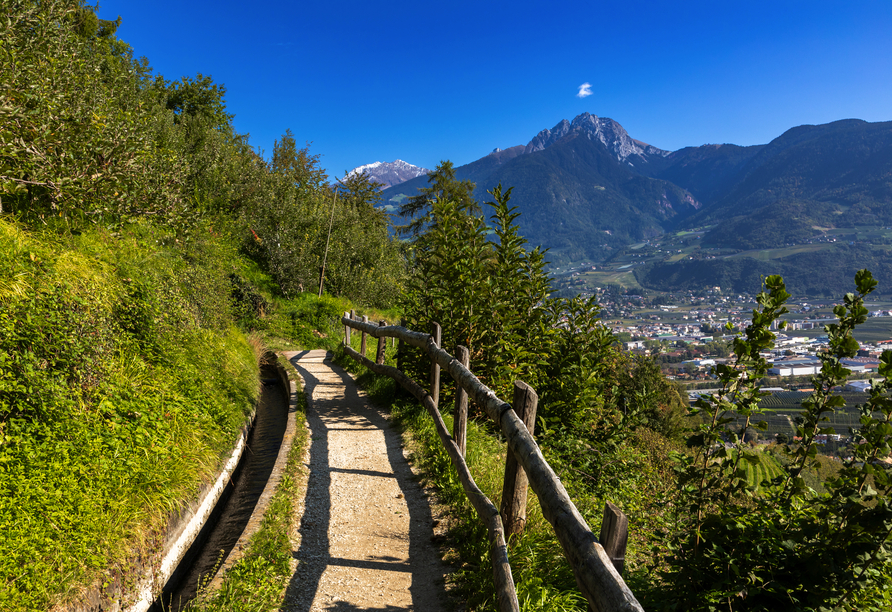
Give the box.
[0,220,261,609]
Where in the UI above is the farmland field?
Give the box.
[743,451,786,492]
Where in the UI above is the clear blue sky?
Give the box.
[100,0,892,179]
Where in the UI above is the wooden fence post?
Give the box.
[453,345,470,457]
[599,502,629,577]
[430,322,441,408]
[344,311,350,346]
[349,310,355,348]
[396,319,404,372]
[360,315,368,358]
[500,381,538,541]
[376,320,387,365]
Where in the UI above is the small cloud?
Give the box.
[576,82,592,98]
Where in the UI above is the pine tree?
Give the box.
[395,160,478,237]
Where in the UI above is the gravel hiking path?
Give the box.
[280,349,451,611]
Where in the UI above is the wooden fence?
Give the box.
[341,313,643,612]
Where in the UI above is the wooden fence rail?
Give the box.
[341,314,643,612]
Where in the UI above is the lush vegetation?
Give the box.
[650,272,892,610]
[0,218,262,609]
[0,1,403,608]
[8,2,892,611]
[392,166,691,607]
[1,0,405,307]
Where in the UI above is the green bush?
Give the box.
[0,219,259,610]
[651,271,892,611]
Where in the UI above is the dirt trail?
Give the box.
[281,349,450,611]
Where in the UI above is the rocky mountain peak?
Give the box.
[345,159,430,189]
[524,112,669,164]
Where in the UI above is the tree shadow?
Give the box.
[282,351,448,611]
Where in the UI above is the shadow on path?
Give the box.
[281,351,447,611]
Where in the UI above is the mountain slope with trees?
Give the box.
[687,118,892,226]
[384,114,892,281]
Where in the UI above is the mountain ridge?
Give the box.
[378,113,892,290]
[346,159,429,189]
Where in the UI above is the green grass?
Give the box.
[0,220,261,610]
[742,451,785,492]
[736,243,827,261]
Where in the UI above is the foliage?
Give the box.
[247,135,407,308]
[400,176,685,437]
[395,160,478,237]
[0,219,260,610]
[652,270,892,611]
[396,174,689,606]
[0,0,176,225]
[1,0,404,309]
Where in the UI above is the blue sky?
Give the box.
[100,0,892,179]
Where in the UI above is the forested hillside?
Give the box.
[0,2,403,608]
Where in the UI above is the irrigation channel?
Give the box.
[151,360,289,612]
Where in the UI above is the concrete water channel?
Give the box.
[151,359,290,612]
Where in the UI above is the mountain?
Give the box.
[523,113,670,167]
[631,119,892,295]
[346,159,429,189]
[691,119,892,226]
[382,113,699,261]
[381,113,892,291]
[644,143,765,204]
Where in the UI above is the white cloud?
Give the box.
[576,82,593,98]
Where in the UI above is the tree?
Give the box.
[653,271,892,611]
[337,170,384,211]
[396,160,477,237]
[158,73,233,127]
[249,135,405,307]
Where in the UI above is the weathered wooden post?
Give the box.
[453,345,470,457]
[500,380,538,541]
[349,310,355,348]
[360,315,369,358]
[376,320,387,365]
[430,322,441,408]
[344,311,351,346]
[599,502,629,576]
[396,318,405,372]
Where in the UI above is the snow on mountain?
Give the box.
[345,159,430,189]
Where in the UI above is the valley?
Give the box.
[551,223,892,298]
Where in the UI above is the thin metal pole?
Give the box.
[319,188,338,297]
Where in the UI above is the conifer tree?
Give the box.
[396,160,478,236]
